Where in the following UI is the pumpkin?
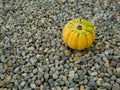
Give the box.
[62,18,95,50]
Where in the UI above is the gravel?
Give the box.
[0,0,120,90]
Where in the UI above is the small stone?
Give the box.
[20,81,26,87]
[69,0,75,2]
[63,87,68,90]
[38,50,44,55]
[74,56,81,64]
[104,50,109,55]
[64,64,70,69]
[111,60,117,68]
[53,73,58,79]
[44,48,49,53]
[30,83,36,88]
[111,75,116,80]
[104,77,110,82]
[30,57,37,65]
[2,88,7,90]
[110,81,115,85]
[116,68,120,77]
[96,78,102,85]
[103,56,109,62]
[7,61,13,67]
[48,79,54,87]
[90,72,98,76]
[80,85,85,90]
[104,62,109,67]
[69,63,74,68]
[0,81,4,87]
[56,86,61,90]
[95,63,100,70]
[102,82,111,89]
[40,85,44,90]
[64,50,71,56]
[69,70,75,78]
[28,47,34,51]
[22,73,27,77]
[112,83,120,90]
[90,78,95,86]
[116,78,120,83]
[61,0,66,3]
[33,69,38,74]
[44,73,49,79]
[69,88,74,90]
[14,67,20,73]
[84,79,88,84]
[50,67,56,72]
[107,68,113,75]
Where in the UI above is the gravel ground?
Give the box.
[0,0,120,90]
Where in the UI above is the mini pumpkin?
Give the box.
[62,18,95,50]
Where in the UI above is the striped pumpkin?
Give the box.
[62,18,95,50]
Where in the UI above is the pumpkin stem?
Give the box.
[77,25,82,30]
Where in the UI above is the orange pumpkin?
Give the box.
[62,18,95,50]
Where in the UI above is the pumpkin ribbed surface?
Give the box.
[62,18,95,50]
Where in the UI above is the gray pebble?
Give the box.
[90,78,96,86]
[30,57,37,65]
[112,83,120,90]
[44,73,49,79]
[102,82,111,89]
[56,86,62,90]
[48,79,55,87]
[116,78,120,84]
[69,70,75,78]
[111,75,116,80]
[30,83,36,88]
[53,73,58,79]
[20,81,26,87]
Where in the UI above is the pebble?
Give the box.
[96,78,102,85]
[56,86,61,90]
[40,85,44,90]
[53,73,58,79]
[64,50,71,56]
[102,82,111,89]
[104,62,109,67]
[69,88,74,90]
[116,68,120,77]
[48,79,55,87]
[116,78,120,83]
[102,56,109,63]
[30,57,37,65]
[30,83,36,88]
[44,73,49,79]
[7,61,13,67]
[112,83,120,90]
[0,81,4,87]
[69,70,75,78]
[74,56,81,64]
[111,60,117,68]
[90,72,98,76]
[89,78,96,86]
[80,85,85,90]
[111,75,116,80]
[20,81,26,87]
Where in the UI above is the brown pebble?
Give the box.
[7,61,13,67]
[111,60,117,68]
[104,62,110,68]
[38,50,45,55]
[80,85,84,90]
